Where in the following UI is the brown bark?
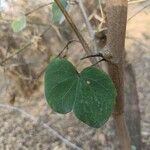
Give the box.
[106,0,131,149]
[54,0,132,149]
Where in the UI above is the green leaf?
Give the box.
[44,58,79,113]
[44,58,117,128]
[11,16,27,32]
[74,67,116,128]
[52,0,68,24]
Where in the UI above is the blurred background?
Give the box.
[0,0,149,149]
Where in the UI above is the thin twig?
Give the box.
[77,0,98,53]
[0,24,60,67]
[77,0,95,40]
[40,23,63,41]
[128,3,150,21]
[40,26,52,37]
[0,104,82,150]
[99,0,105,19]
[54,0,93,58]
[128,0,146,5]
[25,2,53,16]
[57,39,79,57]
[80,53,103,60]
[32,39,80,81]
[90,58,106,67]
[0,42,32,66]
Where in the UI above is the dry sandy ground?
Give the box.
[0,2,150,150]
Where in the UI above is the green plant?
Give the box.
[44,0,131,149]
[43,0,116,128]
[8,0,133,149]
[44,57,117,128]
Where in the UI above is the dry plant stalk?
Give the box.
[54,0,131,149]
[106,0,131,149]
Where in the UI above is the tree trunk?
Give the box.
[106,0,131,149]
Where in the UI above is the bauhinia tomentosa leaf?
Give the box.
[44,58,117,128]
[11,16,27,32]
[52,0,69,24]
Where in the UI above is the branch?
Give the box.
[54,0,98,64]
[106,0,131,149]
[0,104,82,150]
[128,0,147,5]
[98,0,105,20]
[0,42,32,66]
[128,3,150,21]
[57,39,79,57]
[77,0,98,53]
[0,23,59,66]
[25,2,53,16]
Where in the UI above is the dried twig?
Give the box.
[128,0,147,4]
[0,42,32,66]
[40,23,63,42]
[128,3,150,21]
[57,39,79,57]
[25,2,53,16]
[0,104,82,150]
[98,0,105,19]
[54,0,97,64]
[77,0,97,53]
[97,0,106,30]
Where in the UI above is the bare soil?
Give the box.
[0,1,149,150]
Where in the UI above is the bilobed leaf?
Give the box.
[74,67,117,128]
[11,16,27,32]
[44,58,79,113]
[52,0,68,24]
[44,58,117,128]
